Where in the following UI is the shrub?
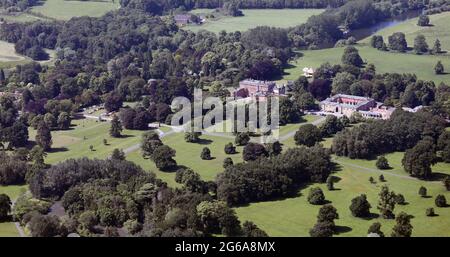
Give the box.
[349,194,371,217]
[376,156,390,170]
[307,187,326,205]
[426,208,435,217]
[435,195,447,207]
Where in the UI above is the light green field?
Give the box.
[0,223,19,237]
[187,9,324,33]
[236,152,450,237]
[0,41,27,63]
[282,45,450,84]
[0,40,56,68]
[127,115,320,187]
[282,12,450,84]
[0,185,26,237]
[31,0,119,20]
[0,12,45,23]
[0,185,27,201]
[29,118,145,164]
[360,12,450,51]
[127,132,244,187]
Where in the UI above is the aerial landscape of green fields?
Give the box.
[0,0,449,244]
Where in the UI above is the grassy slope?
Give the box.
[31,0,119,20]
[282,12,450,84]
[126,115,319,187]
[187,9,324,33]
[0,184,26,237]
[0,223,19,237]
[0,12,45,23]
[28,118,145,164]
[236,152,450,237]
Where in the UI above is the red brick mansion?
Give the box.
[234,79,288,99]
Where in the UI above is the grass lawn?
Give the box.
[360,12,450,51]
[0,41,27,63]
[282,12,450,84]
[277,115,320,137]
[127,115,321,187]
[28,118,145,164]
[236,152,450,237]
[186,9,324,34]
[0,40,56,68]
[0,222,19,237]
[31,0,119,20]
[126,132,245,187]
[0,185,27,201]
[282,45,450,84]
[0,185,26,237]
[0,12,46,23]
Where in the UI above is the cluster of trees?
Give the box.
[216,145,332,205]
[118,102,171,130]
[0,96,29,149]
[314,53,447,110]
[332,110,446,161]
[287,0,439,49]
[141,131,177,171]
[0,0,39,11]
[371,32,443,56]
[23,157,268,237]
[294,115,348,147]
[120,0,347,15]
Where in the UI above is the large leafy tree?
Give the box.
[35,122,52,151]
[0,194,11,221]
[402,139,437,179]
[294,124,322,147]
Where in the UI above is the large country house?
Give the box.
[320,94,395,120]
[234,79,289,99]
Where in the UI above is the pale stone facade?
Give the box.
[320,94,395,120]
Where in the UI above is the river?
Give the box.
[348,10,423,41]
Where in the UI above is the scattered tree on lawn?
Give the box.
[201,147,212,160]
[435,194,447,207]
[377,185,396,219]
[152,145,177,170]
[349,194,372,217]
[294,124,322,147]
[109,115,122,138]
[224,142,236,154]
[391,212,413,237]
[426,208,435,217]
[419,186,427,198]
[376,156,390,170]
[308,187,326,205]
[435,61,444,75]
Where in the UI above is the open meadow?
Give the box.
[236,151,450,237]
[281,12,450,84]
[125,114,320,187]
[31,0,119,20]
[28,118,145,164]
[187,9,324,33]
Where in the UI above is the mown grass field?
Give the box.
[282,12,450,84]
[0,223,19,237]
[187,9,324,33]
[360,12,450,50]
[126,115,319,187]
[0,12,45,23]
[31,0,119,20]
[127,133,244,188]
[0,185,26,237]
[28,118,145,164]
[236,152,450,237]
